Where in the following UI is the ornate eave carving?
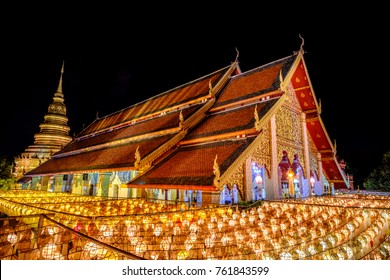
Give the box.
[218,95,286,190]
[213,155,221,190]
[254,105,261,132]
[178,110,184,130]
[134,146,141,169]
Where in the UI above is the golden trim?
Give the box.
[134,146,141,169]
[179,110,184,130]
[209,61,238,98]
[213,155,221,189]
[254,104,261,131]
[219,94,287,187]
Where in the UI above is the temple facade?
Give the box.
[21,43,351,203]
[13,62,72,184]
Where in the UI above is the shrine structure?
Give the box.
[13,62,72,185]
[21,41,350,203]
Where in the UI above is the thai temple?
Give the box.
[13,62,72,183]
[20,41,352,203]
[4,40,389,263]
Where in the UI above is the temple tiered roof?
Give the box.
[25,48,349,190]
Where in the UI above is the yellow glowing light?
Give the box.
[177,250,189,260]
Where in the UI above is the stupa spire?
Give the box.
[55,60,65,98]
[13,61,72,181]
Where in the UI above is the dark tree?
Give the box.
[0,156,15,190]
[363,150,390,192]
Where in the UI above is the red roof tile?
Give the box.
[187,99,278,140]
[27,135,171,175]
[79,69,228,136]
[215,56,296,106]
[59,105,201,154]
[129,138,255,188]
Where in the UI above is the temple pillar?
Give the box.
[301,113,310,179]
[41,176,49,191]
[316,152,324,195]
[73,174,83,195]
[100,173,111,198]
[31,177,40,190]
[269,116,279,199]
[245,157,252,202]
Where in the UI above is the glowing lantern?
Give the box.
[127,224,137,237]
[135,241,147,256]
[217,220,223,231]
[189,232,197,243]
[160,238,170,251]
[153,225,162,237]
[7,233,18,244]
[177,250,189,260]
[189,223,198,233]
[204,237,214,248]
[173,225,181,235]
[221,234,231,246]
[41,242,59,259]
[239,218,246,227]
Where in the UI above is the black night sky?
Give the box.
[1,8,388,187]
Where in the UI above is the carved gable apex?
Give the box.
[284,83,302,111]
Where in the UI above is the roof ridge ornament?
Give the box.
[208,79,214,95]
[254,104,261,131]
[134,146,141,169]
[179,110,184,130]
[294,34,306,55]
[235,47,239,62]
[318,98,322,115]
[213,154,221,188]
[299,34,305,52]
[279,70,287,92]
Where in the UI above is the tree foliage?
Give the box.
[0,156,15,190]
[363,150,390,192]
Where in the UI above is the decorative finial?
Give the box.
[134,146,141,168]
[213,154,221,187]
[279,70,286,91]
[96,111,99,119]
[179,110,184,130]
[61,60,64,74]
[208,79,213,95]
[254,104,261,131]
[333,139,337,154]
[55,61,65,95]
[235,47,239,61]
[299,34,305,52]
[318,98,322,115]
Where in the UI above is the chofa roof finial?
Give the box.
[299,34,305,52]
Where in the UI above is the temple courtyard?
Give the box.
[0,190,389,260]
